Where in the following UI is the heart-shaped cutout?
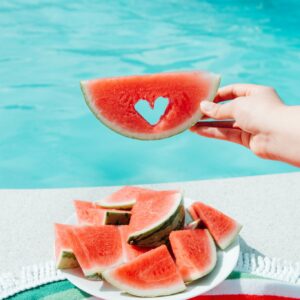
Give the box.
[134,97,169,126]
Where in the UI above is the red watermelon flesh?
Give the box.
[119,225,150,262]
[81,71,220,140]
[54,223,78,269]
[68,225,123,279]
[97,186,152,209]
[193,202,242,250]
[103,245,186,297]
[169,229,217,282]
[74,200,106,225]
[74,199,96,209]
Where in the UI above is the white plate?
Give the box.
[61,197,240,300]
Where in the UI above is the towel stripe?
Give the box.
[193,278,300,299]
[192,296,298,300]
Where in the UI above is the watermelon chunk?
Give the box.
[169,229,217,282]
[103,245,186,297]
[73,199,96,209]
[193,202,242,249]
[74,200,131,226]
[97,186,151,209]
[68,225,123,279]
[128,190,185,247]
[54,224,78,269]
[187,205,199,221]
[74,200,105,225]
[81,71,220,140]
[119,225,150,262]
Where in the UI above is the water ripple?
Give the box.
[6,83,56,89]
[1,104,35,111]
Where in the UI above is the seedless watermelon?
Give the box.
[81,71,220,140]
[192,202,242,249]
[74,200,105,225]
[170,229,217,282]
[54,224,78,269]
[128,190,185,247]
[68,225,123,279]
[97,186,151,209]
[74,200,131,225]
[103,245,186,297]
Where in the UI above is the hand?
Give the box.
[190,84,300,167]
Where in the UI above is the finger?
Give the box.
[200,101,235,120]
[190,126,251,148]
[214,84,259,103]
[201,115,210,120]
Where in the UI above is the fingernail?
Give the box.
[201,101,214,112]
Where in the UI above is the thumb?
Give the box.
[200,101,235,120]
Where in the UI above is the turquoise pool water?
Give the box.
[0,0,299,188]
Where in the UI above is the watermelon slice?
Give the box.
[73,199,96,209]
[193,202,242,249]
[119,225,150,262]
[128,190,185,247]
[74,200,105,225]
[187,205,199,221]
[54,224,78,269]
[81,71,220,140]
[74,200,131,225]
[169,229,217,282]
[68,225,123,279]
[103,245,186,297]
[97,186,151,209]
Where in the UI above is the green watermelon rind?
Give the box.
[80,255,124,280]
[127,193,185,247]
[128,204,185,247]
[86,273,103,281]
[56,249,79,269]
[105,211,131,225]
[80,72,221,140]
[129,204,185,247]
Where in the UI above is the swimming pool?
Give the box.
[0,0,299,188]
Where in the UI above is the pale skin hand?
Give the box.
[190,84,300,167]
